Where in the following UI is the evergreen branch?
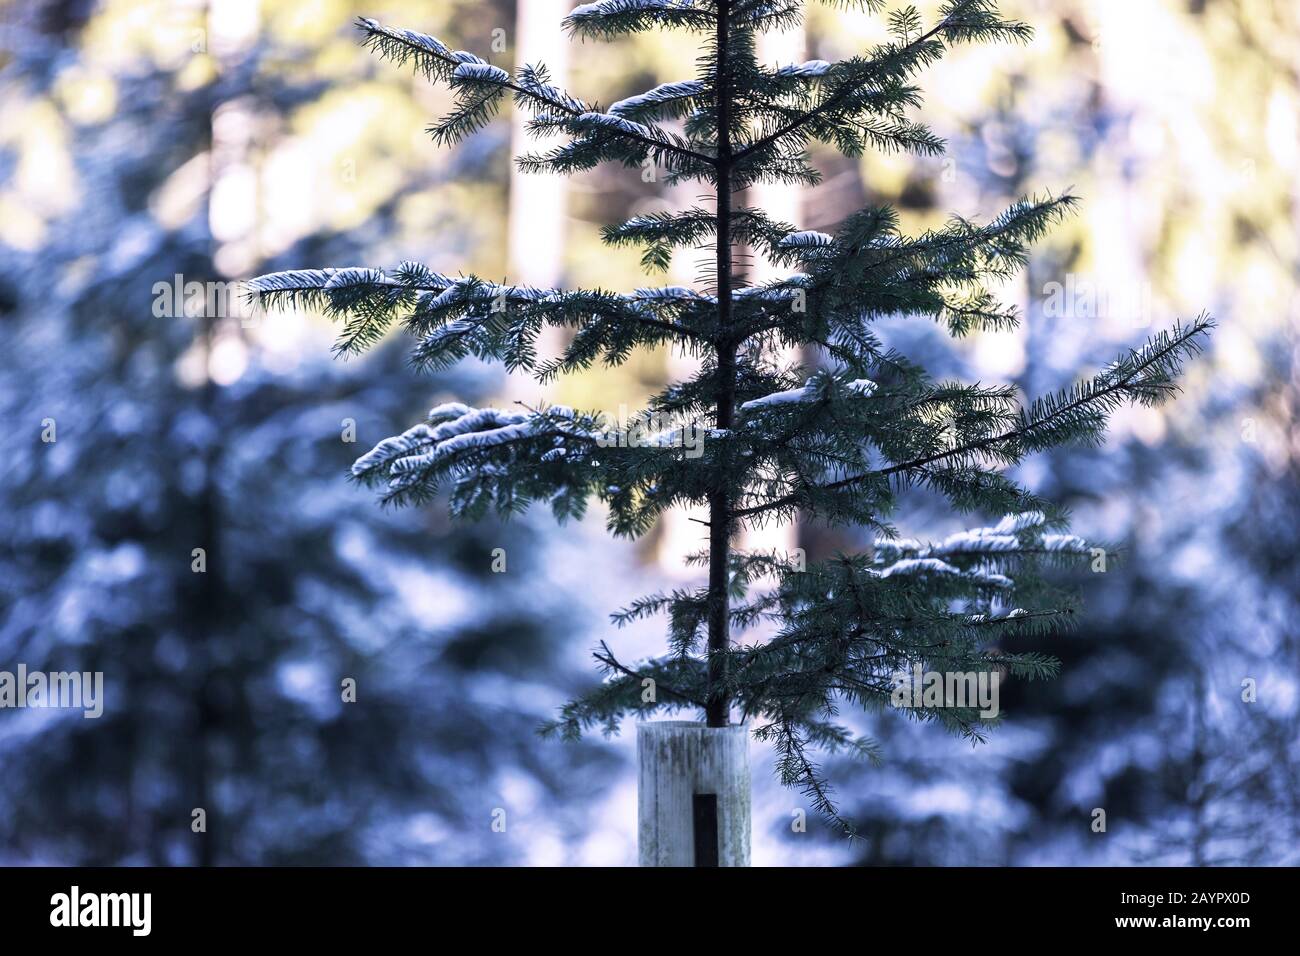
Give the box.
[246,268,704,368]
[755,718,858,837]
[731,315,1213,519]
[594,641,708,708]
[356,17,715,166]
[564,0,717,38]
[733,0,1028,164]
[731,15,952,162]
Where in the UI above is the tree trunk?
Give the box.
[706,0,735,730]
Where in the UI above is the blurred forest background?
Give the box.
[0,0,1297,866]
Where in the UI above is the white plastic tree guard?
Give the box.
[637,721,751,867]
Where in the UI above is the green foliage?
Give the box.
[251,0,1211,832]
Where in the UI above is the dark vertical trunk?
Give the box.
[706,0,734,728]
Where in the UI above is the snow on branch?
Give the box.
[356,17,503,84]
[875,556,1012,588]
[352,403,597,487]
[872,511,1093,565]
[452,62,510,85]
[576,111,660,141]
[565,0,713,38]
[777,230,834,249]
[522,93,714,170]
[248,267,399,297]
[609,79,706,118]
[739,376,877,413]
[740,382,819,412]
[775,60,833,78]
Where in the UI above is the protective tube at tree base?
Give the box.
[637,721,750,866]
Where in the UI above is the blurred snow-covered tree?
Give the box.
[0,4,614,865]
[824,0,1299,863]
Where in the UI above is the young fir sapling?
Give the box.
[250,0,1211,829]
